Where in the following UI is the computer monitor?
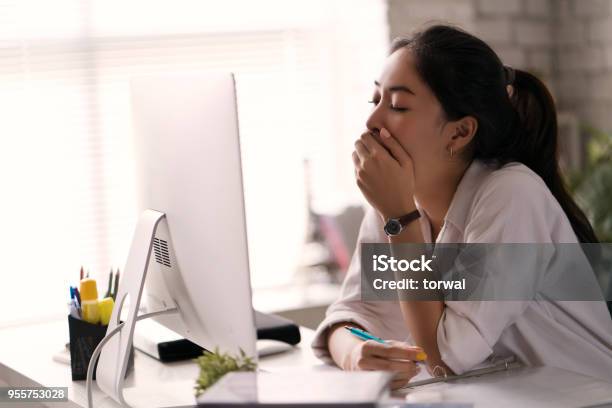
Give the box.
[95,72,257,406]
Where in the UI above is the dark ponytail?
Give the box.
[509,69,598,243]
[390,24,599,243]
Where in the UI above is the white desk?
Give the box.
[398,365,612,408]
[0,319,321,408]
[2,319,612,408]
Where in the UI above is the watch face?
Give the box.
[384,219,402,236]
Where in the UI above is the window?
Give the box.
[0,0,388,326]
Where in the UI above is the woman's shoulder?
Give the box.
[473,161,552,207]
[482,161,547,192]
[465,161,575,242]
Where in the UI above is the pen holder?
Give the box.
[67,314,134,381]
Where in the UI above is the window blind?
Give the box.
[0,0,388,326]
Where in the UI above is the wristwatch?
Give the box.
[383,209,421,236]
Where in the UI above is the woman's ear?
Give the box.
[449,115,478,151]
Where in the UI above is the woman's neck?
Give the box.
[414,160,471,236]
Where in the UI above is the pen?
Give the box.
[80,266,84,281]
[344,326,386,343]
[74,287,81,306]
[69,298,81,319]
[70,286,82,318]
[344,326,427,363]
[112,269,120,300]
[105,268,113,299]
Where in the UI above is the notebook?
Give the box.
[196,370,393,407]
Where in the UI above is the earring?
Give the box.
[449,146,454,158]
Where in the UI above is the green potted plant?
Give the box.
[567,125,612,315]
[194,348,256,396]
[568,125,612,242]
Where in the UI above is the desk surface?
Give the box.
[2,319,612,408]
[397,365,612,408]
[0,319,321,408]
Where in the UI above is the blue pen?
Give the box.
[69,286,81,318]
[344,326,386,343]
[344,326,427,364]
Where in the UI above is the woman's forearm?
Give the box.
[386,215,452,373]
[397,300,449,372]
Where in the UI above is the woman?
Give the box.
[311,24,612,389]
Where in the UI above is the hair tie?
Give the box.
[503,65,515,85]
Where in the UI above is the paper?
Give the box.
[197,370,392,404]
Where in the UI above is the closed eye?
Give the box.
[368,100,408,112]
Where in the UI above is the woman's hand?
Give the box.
[352,127,416,221]
[343,339,425,390]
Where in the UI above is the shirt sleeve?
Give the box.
[311,205,410,364]
[437,169,559,374]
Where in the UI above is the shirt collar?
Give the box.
[443,159,495,235]
[414,159,495,241]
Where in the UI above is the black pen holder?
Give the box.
[67,314,134,381]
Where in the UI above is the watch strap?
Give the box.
[397,209,421,227]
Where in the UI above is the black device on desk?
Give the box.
[254,310,301,345]
[134,311,301,362]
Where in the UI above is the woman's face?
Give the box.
[366,48,453,173]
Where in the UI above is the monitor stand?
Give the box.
[93,209,175,406]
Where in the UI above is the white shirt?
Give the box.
[311,160,612,381]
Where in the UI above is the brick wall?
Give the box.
[386,0,612,133]
[555,0,612,132]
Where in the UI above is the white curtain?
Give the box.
[0,0,388,326]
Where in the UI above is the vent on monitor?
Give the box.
[153,238,172,267]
